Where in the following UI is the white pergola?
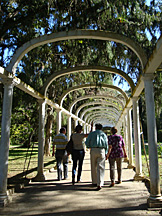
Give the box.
[58,82,129,107]
[0,29,161,208]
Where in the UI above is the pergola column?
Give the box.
[142,74,162,207]
[124,114,128,151]
[83,123,86,134]
[79,121,83,126]
[123,113,129,163]
[0,78,14,206]
[88,124,91,133]
[67,115,72,140]
[56,109,62,134]
[86,124,89,133]
[132,97,143,180]
[117,120,122,134]
[74,118,78,129]
[33,99,46,181]
[126,107,134,169]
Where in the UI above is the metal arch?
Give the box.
[88,113,117,125]
[7,30,147,75]
[86,115,117,125]
[93,118,114,124]
[86,111,119,122]
[92,118,115,127]
[85,111,118,123]
[58,83,128,107]
[88,116,116,126]
[91,116,114,125]
[90,114,114,121]
[75,100,121,117]
[42,66,135,96]
[88,116,117,127]
[92,117,114,125]
[84,111,119,123]
[80,106,120,120]
[69,94,125,113]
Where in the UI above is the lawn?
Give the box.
[136,142,162,187]
[8,144,56,187]
[7,143,162,190]
[141,155,162,186]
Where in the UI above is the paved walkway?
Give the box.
[0,151,161,216]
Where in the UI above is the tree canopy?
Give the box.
[0,0,162,149]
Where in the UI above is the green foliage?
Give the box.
[157,143,162,157]
[10,89,39,147]
[0,0,162,149]
[10,122,33,146]
[1,0,161,80]
[157,130,162,142]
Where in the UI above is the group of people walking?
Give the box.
[52,123,127,190]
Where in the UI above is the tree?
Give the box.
[0,0,162,152]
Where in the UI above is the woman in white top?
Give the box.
[71,124,89,185]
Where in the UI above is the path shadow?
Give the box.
[24,204,150,216]
[15,180,100,194]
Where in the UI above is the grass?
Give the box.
[141,155,162,184]
[8,144,56,187]
[7,144,162,190]
[134,142,162,187]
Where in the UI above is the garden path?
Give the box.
[0,151,160,216]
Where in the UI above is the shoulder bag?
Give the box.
[65,134,73,155]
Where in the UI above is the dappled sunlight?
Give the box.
[1,153,159,216]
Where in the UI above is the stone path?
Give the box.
[0,151,160,216]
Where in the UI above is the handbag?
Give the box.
[65,134,73,155]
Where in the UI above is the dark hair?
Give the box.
[60,127,66,133]
[75,125,83,133]
[95,124,102,130]
[111,127,117,135]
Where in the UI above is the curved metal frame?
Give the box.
[7,30,147,75]
[84,111,119,123]
[91,116,114,125]
[87,112,118,125]
[58,83,128,108]
[75,100,121,117]
[80,106,120,120]
[69,94,125,113]
[43,66,135,96]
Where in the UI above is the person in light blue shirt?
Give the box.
[85,123,108,190]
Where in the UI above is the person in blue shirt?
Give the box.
[85,123,108,190]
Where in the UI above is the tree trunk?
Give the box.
[44,110,54,156]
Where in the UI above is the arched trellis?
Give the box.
[58,83,129,108]
[90,117,115,126]
[42,66,135,97]
[84,110,118,121]
[92,118,114,126]
[6,29,147,76]
[0,28,161,208]
[84,111,119,124]
[90,116,115,127]
[75,100,121,117]
[84,110,119,123]
[80,106,120,121]
[88,115,116,127]
[69,94,125,113]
